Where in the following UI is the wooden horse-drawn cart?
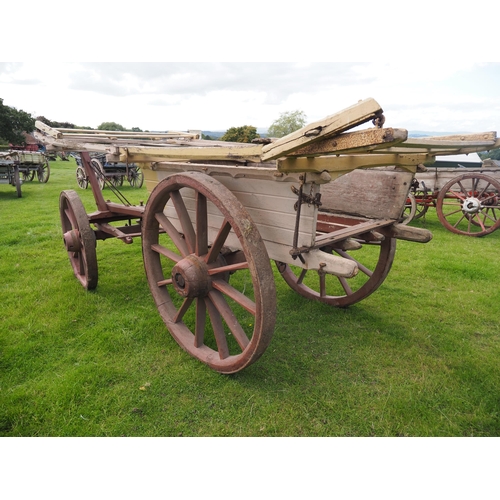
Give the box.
[33,98,500,373]
[0,150,50,198]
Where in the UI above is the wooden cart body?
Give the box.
[33,98,500,372]
[0,151,23,197]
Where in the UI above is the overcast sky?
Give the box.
[1,62,500,135]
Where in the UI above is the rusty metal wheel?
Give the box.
[276,236,396,308]
[142,171,276,374]
[436,173,500,237]
[60,190,98,290]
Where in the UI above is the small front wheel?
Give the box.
[60,190,98,290]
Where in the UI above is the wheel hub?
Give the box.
[462,197,481,214]
[171,255,210,298]
[63,229,82,253]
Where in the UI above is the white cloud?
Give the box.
[1,62,500,133]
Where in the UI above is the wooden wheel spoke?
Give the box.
[297,269,307,285]
[174,297,194,323]
[206,219,231,264]
[319,272,326,297]
[77,251,85,275]
[150,243,182,263]
[194,298,206,348]
[480,193,497,204]
[196,192,208,256]
[338,276,353,295]
[170,190,196,254]
[443,207,465,217]
[452,213,467,228]
[471,214,486,232]
[208,261,249,276]
[211,279,256,315]
[335,249,373,277]
[205,297,230,359]
[457,181,470,198]
[155,212,189,257]
[150,242,182,262]
[208,290,250,350]
[450,187,466,201]
[477,182,491,199]
[483,208,499,223]
[157,278,173,287]
[64,207,78,229]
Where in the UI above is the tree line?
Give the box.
[1,97,310,148]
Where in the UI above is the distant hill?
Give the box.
[202,130,472,140]
[408,131,471,138]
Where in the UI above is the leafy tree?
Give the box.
[97,121,126,131]
[0,98,35,145]
[267,110,307,138]
[131,127,143,132]
[36,116,77,129]
[221,125,259,143]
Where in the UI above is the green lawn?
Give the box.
[1,159,500,436]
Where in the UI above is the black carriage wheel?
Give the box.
[276,236,396,308]
[21,170,35,182]
[436,173,500,237]
[129,167,144,188]
[37,160,50,183]
[59,190,98,290]
[142,171,276,374]
[76,166,88,189]
[109,175,123,187]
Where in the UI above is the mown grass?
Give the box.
[1,159,500,436]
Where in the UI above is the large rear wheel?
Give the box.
[142,171,276,373]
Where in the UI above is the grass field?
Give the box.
[1,159,500,437]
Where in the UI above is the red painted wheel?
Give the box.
[276,235,396,308]
[142,171,276,374]
[59,190,98,290]
[436,173,500,237]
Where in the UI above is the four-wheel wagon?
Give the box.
[33,98,500,372]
